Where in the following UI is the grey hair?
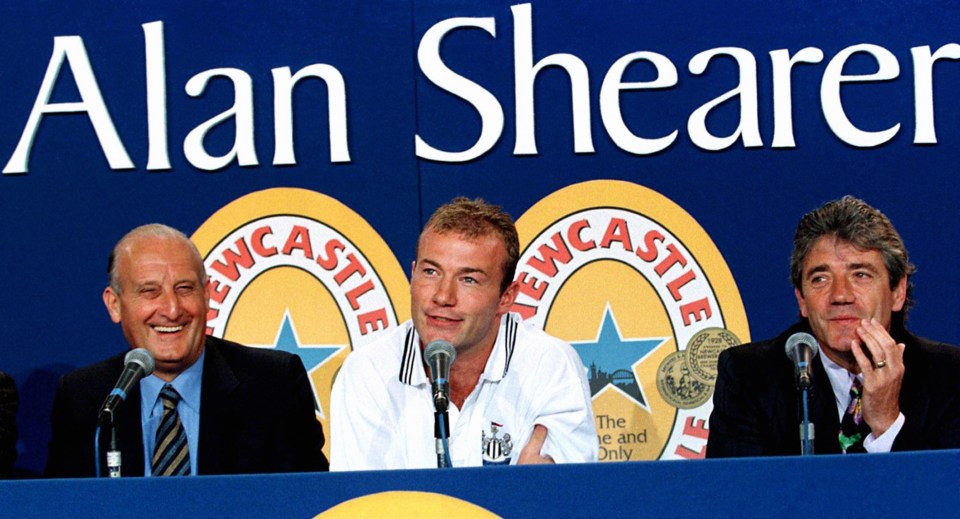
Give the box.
[790,195,915,316]
[107,223,207,293]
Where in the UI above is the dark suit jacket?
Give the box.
[45,336,328,477]
[706,321,960,457]
[0,371,16,478]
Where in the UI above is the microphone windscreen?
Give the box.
[424,340,456,364]
[785,332,820,361]
[125,348,155,375]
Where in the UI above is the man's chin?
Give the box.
[821,325,858,346]
[419,332,458,348]
[821,335,861,360]
[427,335,454,345]
[153,355,186,368]
[147,345,195,368]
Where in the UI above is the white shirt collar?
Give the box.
[403,313,518,386]
[820,350,862,418]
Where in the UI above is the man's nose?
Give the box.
[158,289,182,317]
[830,276,853,303]
[432,277,456,306]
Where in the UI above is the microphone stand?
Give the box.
[98,411,123,477]
[426,341,456,468]
[798,379,815,456]
[432,374,453,468]
[434,410,451,468]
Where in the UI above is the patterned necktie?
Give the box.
[838,377,870,453]
[152,385,190,476]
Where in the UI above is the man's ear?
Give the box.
[103,287,122,324]
[892,276,907,312]
[497,281,520,316]
[794,287,809,318]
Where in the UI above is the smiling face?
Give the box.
[103,234,209,381]
[795,236,906,368]
[410,229,518,359]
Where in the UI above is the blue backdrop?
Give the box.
[1,0,958,475]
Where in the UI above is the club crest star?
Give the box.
[264,311,345,417]
[571,305,668,410]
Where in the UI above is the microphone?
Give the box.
[424,340,456,412]
[785,332,819,390]
[97,348,155,423]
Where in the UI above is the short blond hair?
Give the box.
[419,197,519,294]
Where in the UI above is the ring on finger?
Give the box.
[876,359,888,369]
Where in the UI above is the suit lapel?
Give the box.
[197,338,239,475]
[778,322,842,455]
[96,354,146,477]
[810,356,842,455]
[117,382,146,477]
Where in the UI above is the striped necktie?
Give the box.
[152,385,190,476]
[838,377,870,454]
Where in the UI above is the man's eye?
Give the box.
[462,277,477,285]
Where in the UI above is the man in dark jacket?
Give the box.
[708,196,960,457]
[46,224,328,477]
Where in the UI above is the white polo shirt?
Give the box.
[330,312,598,471]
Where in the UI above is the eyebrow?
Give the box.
[848,262,880,273]
[133,276,200,287]
[418,258,488,277]
[805,262,880,278]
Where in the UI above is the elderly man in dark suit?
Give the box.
[707,196,960,457]
[45,224,327,477]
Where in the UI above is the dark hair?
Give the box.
[791,195,914,316]
[418,197,519,294]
